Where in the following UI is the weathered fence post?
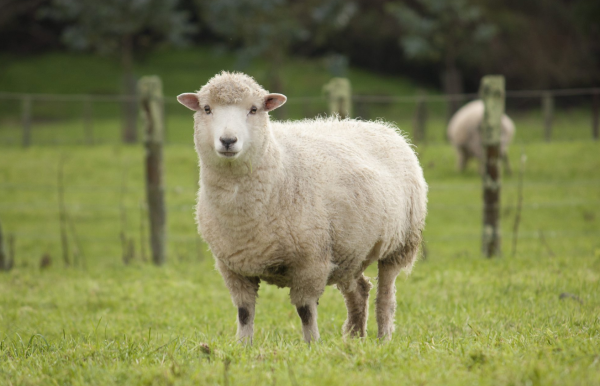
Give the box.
[480,75,505,258]
[84,96,94,145]
[323,78,352,118]
[592,90,599,141]
[22,95,32,147]
[542,92,554,142]
[57,156,70,267]
[139,76,166,266]
[413,90,428,143]
[0,220,13,271]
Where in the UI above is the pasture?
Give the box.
[1,138,599,385]
[2,0,600,383]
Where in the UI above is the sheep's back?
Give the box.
[447,100,484,148]
[272,117,416,174]
[447,100,516,157]
[271,117,427,263]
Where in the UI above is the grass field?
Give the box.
[1,136,599,384]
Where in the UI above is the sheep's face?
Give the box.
[177,93,286,164]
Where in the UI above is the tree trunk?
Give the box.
[121,34,137,143]
[0,220,13,271]
[542,92,554,142]
[412,89,428,143]
[269,49,286,120]
[441,64,464,123]
[592,91,599,140]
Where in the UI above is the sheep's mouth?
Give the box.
[218,151,239,158]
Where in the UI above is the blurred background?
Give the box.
[2,3,599,382]
[0,0,598,268]
[1,0,599,145]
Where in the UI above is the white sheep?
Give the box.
[177,72,428,344]
[447,100,516,173]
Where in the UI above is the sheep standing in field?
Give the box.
[447,100,516,174]
[177,72,428,344]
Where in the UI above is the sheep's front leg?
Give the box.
[216,259,260,345]
[290,266,328,344]
[295,301,319,343]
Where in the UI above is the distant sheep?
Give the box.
[447,100,516,173]
[177,72,428,344]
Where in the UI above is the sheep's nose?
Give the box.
[220,136,238,148]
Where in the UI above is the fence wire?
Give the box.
[0,87,598,146]
[1,87,599,265]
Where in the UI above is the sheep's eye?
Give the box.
[204,105,211,114]
[249,106,257,115]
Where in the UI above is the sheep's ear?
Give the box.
[264,93,287,112]
[177,93,201,111]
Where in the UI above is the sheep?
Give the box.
[447,100,516,174]
[177,71,428,344]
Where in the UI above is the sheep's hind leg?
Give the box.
[216,259,260,345]
[376,258,402,340]
[340,274,372,338]
[376,242,419,341]
[457,148,469,172]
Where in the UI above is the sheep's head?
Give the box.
[177,72,286,165]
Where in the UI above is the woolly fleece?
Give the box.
[447,99,516,172]
[186,72,428,343]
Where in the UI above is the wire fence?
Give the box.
[0,87,598,146]
[1,175,598,266]
[1,85,599,268]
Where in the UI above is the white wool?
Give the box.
[447,100,516,172]
[180,74,428,343]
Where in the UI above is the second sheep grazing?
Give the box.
[177,72,428,344]
[447,99,516,174]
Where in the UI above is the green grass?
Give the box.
[1,138,599,385]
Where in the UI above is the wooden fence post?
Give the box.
[592,90,599,141]
[480,75,505,258]
[139,76,166,266]
[323,78,352,118]
[542,92,554,142]
[22,95,32,147]
[57,156,70,267]
[413,90,428,143]
[0,220,13,271]
[84,96,94,145]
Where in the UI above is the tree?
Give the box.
[43,0,195,143]
[199,0,357,112]
[0,0,61,54]
[386,0,496,117]
[478,0,600,89]
[0,0,46,32]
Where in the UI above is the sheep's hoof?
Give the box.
[237,336,253,346]
[377,333,393,343]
